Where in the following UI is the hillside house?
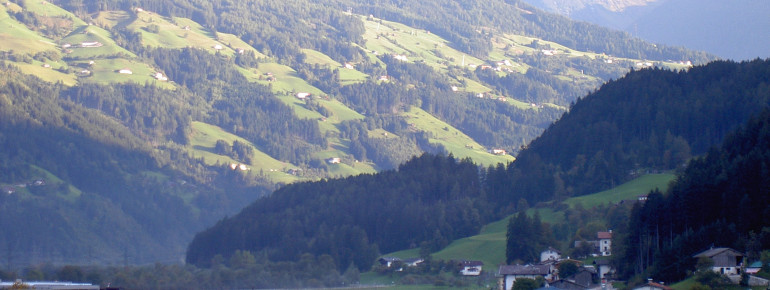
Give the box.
[693,247,744,275]
[598,231,612,256]
[80,41,102,48]
[490,148,507,155]
[459,260,483,276]
[392,54,408,62]
[378,257,401,267]
[213,44,223,50]
[540,247,561,262]
[344,63,354,69]
[325,157,341,164]
[403,258,424,267]
[296,92,311,100]
[154,72,168,81]
[498,264,552,290]
[118,68,133,74]
[2,186,14,195]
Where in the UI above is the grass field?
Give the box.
[402,107,514,166]
[564,173,675,209]
[77,58,174,89]
[0,5,59,53]
[377,173,675,276]
[188,121,300,184]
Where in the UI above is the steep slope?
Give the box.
[484,59,770,209]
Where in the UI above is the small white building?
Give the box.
[118,68,133,74]
[296,92,311,100]
[598,231,612,256]
[459,260,483,276]
[154,72,168,81]
[326,157,341,164]
[540,247,561,262]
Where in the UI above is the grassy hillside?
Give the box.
[382,173,675,269]
[189,121,301,184]
[402,107,515,166]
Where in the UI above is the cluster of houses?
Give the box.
[498,242,614,290]
[2,179,46,195]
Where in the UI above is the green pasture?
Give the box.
[302,49,341,67]
[360,15,484,71]
[20,0,86,26]
[402,107,514,166]
[62,25,135,59]
[189,121,300,183]
[377,173,673,272]
[255,62,324,94]
[564,173,675,209]
[93,10,132,28]
[9,61,77,85]
[217,31,265,58]
[77,58,174,89]
[0,5,58,53]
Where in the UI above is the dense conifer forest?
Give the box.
[617,108,770,283]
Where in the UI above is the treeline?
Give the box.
[486,59,770,209]
[187,154,493,271]
[617,109,770,283]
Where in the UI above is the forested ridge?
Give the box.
[485,59,770,208]
[617,108,770,284]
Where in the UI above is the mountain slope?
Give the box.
[485,59,770,209]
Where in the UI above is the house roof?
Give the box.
[459,260,483,267]
[692,247,744,259]
[543,246,562,254]
[633,282,672,290]
[594,259,611,266]
[379,257,401,262]
[597,231,612,239]
[499,264,550,276]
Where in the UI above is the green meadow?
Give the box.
[378,173,675,274]
[402,107,515,166]
[189,121,301,184]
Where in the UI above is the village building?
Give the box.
[378,257,401,268]
[498,264,552,290]
[403,258,424,267]
[458,260,483,276]
[540,247,561,262]
[325,157,341,164]
[693,247,744,275]
[598,231,612,256]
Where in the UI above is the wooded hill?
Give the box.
[617,108,770,284]
[0,0,714,267]
[188,59,770,280]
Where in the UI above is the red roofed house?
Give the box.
[598,231,612,256]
